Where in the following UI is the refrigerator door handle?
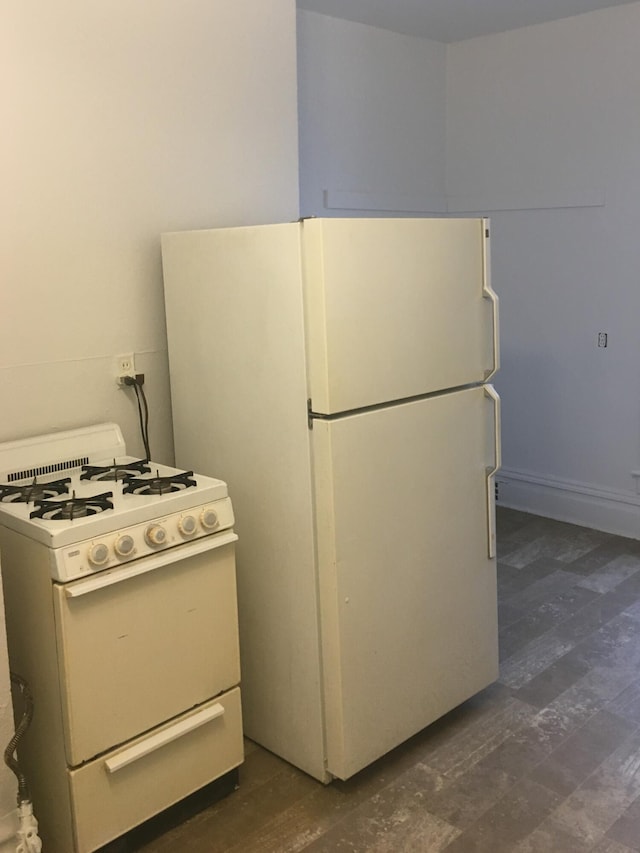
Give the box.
[482,225,500,380]
[484,384,501,559]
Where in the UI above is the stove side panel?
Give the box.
[0,528,75,852]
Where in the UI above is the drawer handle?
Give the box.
[105,703,225,774]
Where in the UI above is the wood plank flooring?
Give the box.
[138,508,640,852]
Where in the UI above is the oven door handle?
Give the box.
[64,531,238,598]
[105,702,225,773]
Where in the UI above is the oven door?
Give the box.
[53,531,239,766]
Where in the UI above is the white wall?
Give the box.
[0,0,299,840]
[2,0,299,459]
[447,2,640,534]
[297,10,447,217]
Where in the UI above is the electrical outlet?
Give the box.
[597,332,608,348]
[115,353,136,384]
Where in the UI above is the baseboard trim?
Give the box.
[497,467,640,539]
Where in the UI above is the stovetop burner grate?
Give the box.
[80,459,151,482]
[29,491,114,521]
[0,477,72,504]
[123,471,197,496]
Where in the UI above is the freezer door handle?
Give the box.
[104,703,225,773]
[482,223,500,380]
[484,384,501,559]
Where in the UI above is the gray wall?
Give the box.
[447,2,640,533]
[297,2,640,536]
[297,10,447,217]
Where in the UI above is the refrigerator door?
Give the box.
[302,217,498,415]
[311,385,500,780]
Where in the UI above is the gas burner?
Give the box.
[0,477,71,504]
[123,471,197,496]
[80,459,151,482]
[30,491,114,521]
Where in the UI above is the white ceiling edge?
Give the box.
[296,0,640,42]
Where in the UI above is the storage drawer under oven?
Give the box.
[70,687,243,853]
[54,536,240,766]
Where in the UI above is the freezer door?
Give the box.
[302,217,498,415]
[312,385,500,780]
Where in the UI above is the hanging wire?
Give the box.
[4,673,34,804]
[124,376,151,460]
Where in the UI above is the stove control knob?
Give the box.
[200,508,219,531]
[88,542,109,568]
[145,524,167,547]
[114,534,135,558]
[178,515,197,537]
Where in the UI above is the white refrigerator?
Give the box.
[161,217,501,782]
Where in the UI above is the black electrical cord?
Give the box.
[135,383,150,460]
[124,375,151,460]
[4,673,34,804]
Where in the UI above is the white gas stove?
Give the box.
[0,422,234,581]
[0,423,243,853]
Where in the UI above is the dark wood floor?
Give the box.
[139,508,640,852]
